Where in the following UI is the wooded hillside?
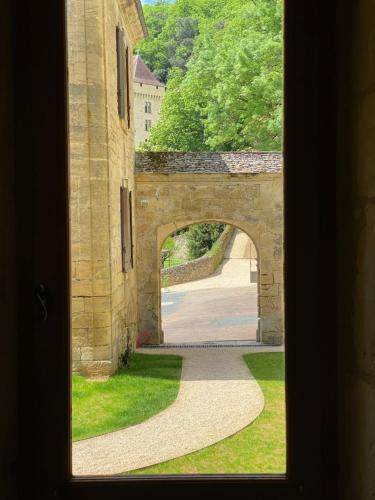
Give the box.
[136,0,282,152]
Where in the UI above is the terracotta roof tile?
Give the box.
[133,55,165,87]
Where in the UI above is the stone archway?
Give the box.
[158,221,261,344]
[135,152,283,345]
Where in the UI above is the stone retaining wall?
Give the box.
[161,226,234,287]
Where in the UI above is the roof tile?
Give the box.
[135,151,282,174]
[133,55,165,87]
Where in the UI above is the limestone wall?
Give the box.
[134,82,165,147]
[135,166,284,346]
[68,0,144,376]
[161,226,234,287]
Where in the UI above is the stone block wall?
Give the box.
[135,155,284,346]
[161,226,234,287]
[134,81,165,147]
[68,0,144,376]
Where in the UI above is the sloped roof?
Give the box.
[133,55,165,87]
[135,152,282,174]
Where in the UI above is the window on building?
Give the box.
[129,191,134,268]
[145,119,152,131]
[116,26,125,119]
[125,46,131,129]
[18,0,339,497]
[120,187,131,272]
[116,27,131,128]
[145,101,152,113]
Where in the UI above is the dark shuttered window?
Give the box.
[120,186,131,272]
[116,26,125,119]
[125,46,131,128]
[129,191,134,268]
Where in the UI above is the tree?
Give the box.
[142,67,208,151]
[187,223,224,259]
[137,0,282,152]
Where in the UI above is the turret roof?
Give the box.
[133,55,165,87]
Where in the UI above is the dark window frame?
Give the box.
[14,0,338,499]
[116,26,125,119]
[120,186,131,273]
[129,191,134,269]
[125,46,131,129]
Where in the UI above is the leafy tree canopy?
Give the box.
[187,223,225,259]
[136,0,282,152]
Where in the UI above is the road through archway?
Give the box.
[162,228,259,344]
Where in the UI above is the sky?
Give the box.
[142,0,175,4]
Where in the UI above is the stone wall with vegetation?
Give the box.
[161,226,234,287]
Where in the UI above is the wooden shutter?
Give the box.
[120,186,130,272]
[116,27,125,118]
[125,46,131,128]
[129,191,134,268]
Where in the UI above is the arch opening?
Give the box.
[158,221,260,345]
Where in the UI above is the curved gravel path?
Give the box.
[72,346,282,476]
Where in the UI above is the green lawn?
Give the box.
[128,352,286,474]
[72,353,182,441]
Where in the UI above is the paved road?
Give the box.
[162,229,258,343]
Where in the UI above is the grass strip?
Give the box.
[128,352,285,474]
[72,353,182,441]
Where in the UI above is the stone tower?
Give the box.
[133,55,165,148]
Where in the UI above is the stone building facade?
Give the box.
[67,1,284,377]
[67,0,147,376]
[135,152,284,346]
[133,55,165,148]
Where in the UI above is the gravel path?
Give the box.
[72,346,282,476]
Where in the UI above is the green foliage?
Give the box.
[161,232,190,269]
[127,352,286,474]
[161,275,170,287]
[206,240,221,257]
[137,0,225,83]
[137,0,282,152]
[72,353,182,441]
[187,223,224,259]
[162,236,175,251]
[118,336,132,368]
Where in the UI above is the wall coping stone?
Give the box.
[136,151,282,174]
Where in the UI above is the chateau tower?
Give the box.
[133,55,165,147]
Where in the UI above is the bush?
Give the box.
[187,223,225,259]
[162,236,175,251]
